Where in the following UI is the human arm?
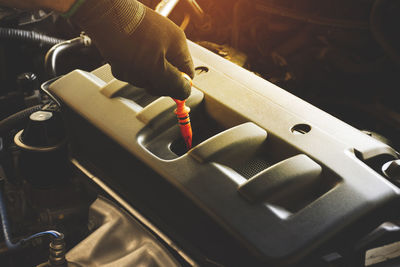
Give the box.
[0,0,194,100]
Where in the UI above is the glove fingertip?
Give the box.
[174,78,192,100]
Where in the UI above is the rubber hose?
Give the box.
[0,188,21,249]
[0,27,65,47]
[370,0,400,65]
[0,185,62,250]
[0,105,42,137]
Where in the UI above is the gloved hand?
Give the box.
[71,0,194,100]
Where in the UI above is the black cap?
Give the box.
[20,110,65,148]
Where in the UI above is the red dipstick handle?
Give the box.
[172,73,193,150]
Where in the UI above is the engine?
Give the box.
[0,1,400,267]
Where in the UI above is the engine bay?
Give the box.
[1,1,400,266]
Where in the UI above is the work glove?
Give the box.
[71,0,194,100]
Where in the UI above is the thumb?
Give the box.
[151,59,192,100]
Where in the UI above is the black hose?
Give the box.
[0,180,63,251]
[0,105,42,137]
[0,27,65,47]
[0,186,20,250]
[370,0,400,65]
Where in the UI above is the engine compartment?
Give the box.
[1,1,400,266]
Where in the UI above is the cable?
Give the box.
[22,230,62,240]
[0,181,62,250]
